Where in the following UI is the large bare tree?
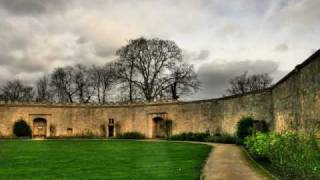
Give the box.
[73,64,95,103]
[1,80,34,102]
[167,62,200,100]
[0,38,200,103]
[226,72,272,95]
[115,61,135,102]
[50,67,78,103]
[116,37,199,101]
[35,75,52,102]
[90,63,118,104]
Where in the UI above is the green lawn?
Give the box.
[0,140,211,180]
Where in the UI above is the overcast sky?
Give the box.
[0,0,319,100]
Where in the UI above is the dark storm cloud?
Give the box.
[0,0,69,15]
[187,59,286,100]
[197,50,210,60]
[184,49,210,63]
[0,0,319,100]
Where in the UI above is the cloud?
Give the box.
[197,50,210,60]
[184,49,210,63]
[187,59,286,100]
[0,0,69,15]
[275,43,289,52]
[0,0,318,100]
[266,0,320,33]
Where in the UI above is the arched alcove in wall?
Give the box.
[33,118,47,138]
[153,116,172,138]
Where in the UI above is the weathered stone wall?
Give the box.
[0,91,273,138]
[272,51,320,133]
[220,90,273,134]
[0,50,319,138]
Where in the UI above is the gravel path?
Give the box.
[202,143,270,180]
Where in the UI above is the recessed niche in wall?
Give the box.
[67,128,73,136]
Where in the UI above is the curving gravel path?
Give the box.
[202,143,271,180]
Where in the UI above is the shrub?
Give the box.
[168,132,210,141]
[236,117,269,143]
[117,132,145,139]
[205,133,236,144]
[245,132,320,179]
[13,120,32,137]
[47,135,104,139]
[245,132,271,160]
[236,117,255,141]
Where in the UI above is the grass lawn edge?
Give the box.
[162,140,214,180]
[0,139,213,180]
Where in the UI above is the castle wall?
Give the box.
[0,105,131,138]
[272,52,320,132]
[0,91,273,138]
[0,51,319,138]
[220,90,273,134]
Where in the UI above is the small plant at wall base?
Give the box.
[117,132,145,139]
[168,132,210,141]
[167,132,237,144]
[13,120,32,137]
[205,133,236,144]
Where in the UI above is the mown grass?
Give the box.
[0,140,211,180]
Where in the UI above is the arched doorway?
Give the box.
[33,118,47,138]
[153,117,172,138]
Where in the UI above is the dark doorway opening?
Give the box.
[33,118,47,138]
[108,118,115,137]
[108,126,114,137]
[153,117,172,138]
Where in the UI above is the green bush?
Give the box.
[46,135,104,139]
[205,133,236,144]
[13,120,32,137]
[245,132,320,179]
[117,132,145,139]
[236,117,269,144]
[168,132,210,141]
[245,132,272,160]
[236,117,255,141]
[168,132,237,144]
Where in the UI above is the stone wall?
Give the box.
[0,90,273,138]
[272,50,320,133]
[0,50,319,138]
[220,90,273,134]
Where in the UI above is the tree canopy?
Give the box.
[0,37,200,103]
[226,72,273,95]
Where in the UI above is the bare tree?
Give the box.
[35,75,52,102]
[248,73,273,91]
[115,46,138,103]
[226,72,272,95]
[90,63,117,104]
[74,64,95,103]
[167,62,200,100]
[1,80,34,102]
[50,67,78,103]
[116,37,198,101]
